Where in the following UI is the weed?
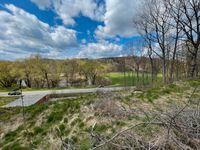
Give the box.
[78,121,85,128]
[79,138,91,150]
[33,126,44,135]
[64,117,68,123]
[70,117,82,126]
[26,104,49,119]
[2,142,29,150]
[187,79,200,87]
[65,129,71,136]
[94,124,112,132]
[136,124,160,137]
[4,130,18,143]
[114,121,126,127]
[47,111,63,123]
[59,124,66,133]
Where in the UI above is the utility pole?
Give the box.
[123,57,126,88]
[20,80,25,125]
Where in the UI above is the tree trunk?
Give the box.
[45,72,50,88]
[149,57,154,85]
[136,69,139,84]
[170,42,178,82]
[131,70,134,86]
[142,71,145,86]
[188,47,198,78]
[91,75,96,85]
[162,58,167,83]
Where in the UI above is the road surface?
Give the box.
[0,87,130,107]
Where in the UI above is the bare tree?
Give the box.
[168,0,200,77]
[134,0,172,83]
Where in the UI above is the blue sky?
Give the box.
[0,0,142,60]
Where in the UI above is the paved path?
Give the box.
[2,94,46,107]
[1,87,129,107]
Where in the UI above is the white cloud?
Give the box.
[31,0,142,38]
[95,0,142,38]
[78,40,123,58]
[81,39,87,44]
[0,4,77,59]
[30,0,52,10]
[31,0,105,25]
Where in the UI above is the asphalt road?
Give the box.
[0,87,129,107]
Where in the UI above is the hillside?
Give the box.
[1,79,200,149]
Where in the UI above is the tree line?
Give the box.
[0,55,109,89]
[133,0,200,83]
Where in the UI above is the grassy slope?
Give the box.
[0,96,19,107]
[0,79,200,149]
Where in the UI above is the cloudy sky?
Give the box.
[0,0,142,60]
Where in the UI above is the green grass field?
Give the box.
[105,72,162,86]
